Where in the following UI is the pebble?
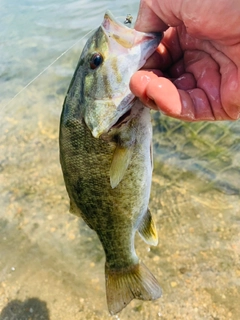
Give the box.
[170,281,177,288]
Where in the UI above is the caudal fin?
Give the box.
[105,262,162,315]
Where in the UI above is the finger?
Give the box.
[208,44,240,119]
[130,70,164,110]
[161,28,182,63]
[184,50,232,120]
[146,78,216,121]
[143,28,186,72]
[187,89,214,120]
[173,73,196,90]
[145,77,190,119]
[168,59,185,77]
[131,72,184,115]
[143,43,173,70]
[134,0,168,32]
[177,29,240,119]
[130,71,230,121]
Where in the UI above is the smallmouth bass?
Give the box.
[59,11,162,315]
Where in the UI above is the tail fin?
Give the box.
[105,262,162,315]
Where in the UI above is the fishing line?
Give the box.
[0,28,95,113]
[1,14,132,113]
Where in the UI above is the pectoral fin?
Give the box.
[138,209,158,246]
[110,145,133,189]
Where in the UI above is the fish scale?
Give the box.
[59,10,162,315]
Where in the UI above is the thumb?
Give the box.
[130,70,182,116]
[134,0,182,32]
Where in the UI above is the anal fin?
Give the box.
[105,262,162,315]
[138,209,158,246]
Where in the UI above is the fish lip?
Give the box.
[102,10,163,48]
[102,10,131,33]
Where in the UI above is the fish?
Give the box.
[59,10,162,315]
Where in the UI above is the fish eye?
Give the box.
[90,53,103,69]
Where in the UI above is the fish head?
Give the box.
[79,11,162,138]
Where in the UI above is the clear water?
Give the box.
[0,1,239,319]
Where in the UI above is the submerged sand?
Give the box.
[0,56,240,320]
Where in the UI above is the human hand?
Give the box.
[130,0,240,121]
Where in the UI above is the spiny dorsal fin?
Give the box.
[110,145,133,189]
[138,209,158,246]
[105,262,162,315]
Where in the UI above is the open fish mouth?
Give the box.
[112,109,132,128]
[100,108,132,141]
[108,97,139,132]
[99,100,137,141]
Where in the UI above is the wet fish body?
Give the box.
[59,11,162,314]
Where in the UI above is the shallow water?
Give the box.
[0,1,240,319]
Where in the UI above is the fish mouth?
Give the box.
[102,10,163,48]
[99,104,134,141]
[102,11,135,48]
[88,11,162,140]
[111,108,132,129]
[109,96,138,130]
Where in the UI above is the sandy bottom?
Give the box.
[0,70,239,320]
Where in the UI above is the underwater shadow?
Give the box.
[0,298,50,320]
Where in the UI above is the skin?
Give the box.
[130,0,240,121]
